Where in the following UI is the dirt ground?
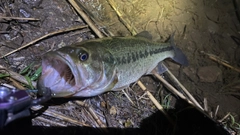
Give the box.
[0,0,240,135]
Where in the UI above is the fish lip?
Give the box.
[40,51,80,97]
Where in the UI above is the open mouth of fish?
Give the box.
[39,54,77,97]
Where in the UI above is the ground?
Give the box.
[0,0,239,135]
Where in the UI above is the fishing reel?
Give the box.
[0,85,51,128]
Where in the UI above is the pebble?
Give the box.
[197,66,222,83]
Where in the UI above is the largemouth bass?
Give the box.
[37,31,188,97]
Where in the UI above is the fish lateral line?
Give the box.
[115,45,174,65]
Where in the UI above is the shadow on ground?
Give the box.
[0,98,230,135]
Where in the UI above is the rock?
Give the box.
[197,66,222,82]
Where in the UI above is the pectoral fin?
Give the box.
[102,73,119,92]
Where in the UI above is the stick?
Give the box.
[0,25,88,58]
[0,16,40,21]
[43,110,90,126]
[7,77,26,90]
[32,106,90,126]
[163,64,203,110]
[203,97,208,112]
[154,73,204,111]
[67,0,104,38]
[106,0,138,35]
[122,89,135,106]
[200,51,240,73]
[0,65,37,87]
[137,81,164,111]
[34,116,67,127]
[218,112,231,123]
[75,100,107,128]
[137,81,175,125]
[214,105,219,119]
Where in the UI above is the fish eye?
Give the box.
[79,52,88,61]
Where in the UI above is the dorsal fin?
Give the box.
[134,31,152,40]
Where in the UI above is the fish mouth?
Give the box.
[38,53,77,97]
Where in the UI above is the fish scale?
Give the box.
[103,38,176,89]
[37,31,188,97]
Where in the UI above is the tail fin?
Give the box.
[170,32,189,66]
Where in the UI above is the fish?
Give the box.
[37,31,188,97]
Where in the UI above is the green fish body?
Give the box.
[37,31,188,97]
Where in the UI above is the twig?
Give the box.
[34,116,67,127]
[32,106,90,126]
[163,64,203,110]
[137,92,149,100]
[7,77,26,90]
[122,89,135,106]
[67,0,104,38]
[203,97,208,112]
[0,25,88,58]
[201,51,240,73]
[75,100,106,128]
[0,64,36,87]
[106,0,138,35]
[154,73,204,111]
[0,16,40,21]
[218,112,231,123]
[209,111,213,118]
[1,83,16,89]
[137,81,164,110]
[214,105,219,119]
[43,110,90,126]
[137,81,175,125]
